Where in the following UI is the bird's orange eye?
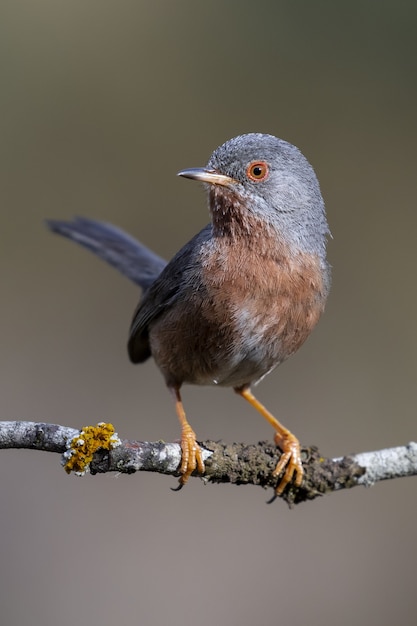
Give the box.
[246,161,269,182]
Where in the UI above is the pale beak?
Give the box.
[177,168,236,188]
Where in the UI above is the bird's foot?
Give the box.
[272,432,303,495]
[176,423,205,487]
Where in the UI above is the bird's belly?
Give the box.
[150,246,327,389]
[150,286,323,389]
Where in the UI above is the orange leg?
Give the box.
[235,386,303,495]
[170,387,205,486]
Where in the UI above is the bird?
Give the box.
[47,133,331,496]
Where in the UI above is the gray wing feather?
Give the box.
[128,225,212,363]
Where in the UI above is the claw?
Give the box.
[266,492,278,505]
[178,423,205,485]
[273,432,303,495]
[170,386,205,491]
[235,386,304,498]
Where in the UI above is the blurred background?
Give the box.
[1,2,416,625]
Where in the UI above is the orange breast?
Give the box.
[149,228,328,389]
[201,235,326,378]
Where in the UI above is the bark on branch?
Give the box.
[1,420,416,506]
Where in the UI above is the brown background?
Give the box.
[1,2,416,625]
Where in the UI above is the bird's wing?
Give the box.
[127,224,212,363]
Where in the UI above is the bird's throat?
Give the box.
[209,186,257,241]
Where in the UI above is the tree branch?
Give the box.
[1,421,416,506]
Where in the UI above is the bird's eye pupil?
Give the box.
[253,166,262,177]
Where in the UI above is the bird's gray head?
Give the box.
[178,133,330,258]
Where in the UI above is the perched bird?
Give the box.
[47,133,330,495]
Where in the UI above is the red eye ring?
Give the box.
[246,161,269,182]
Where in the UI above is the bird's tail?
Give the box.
[46,217,167,290]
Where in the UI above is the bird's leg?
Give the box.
[235,385,303,495]
[170,386,205,487]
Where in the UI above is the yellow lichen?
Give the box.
[63,422,121,475]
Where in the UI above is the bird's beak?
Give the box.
[177,168,236,188]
